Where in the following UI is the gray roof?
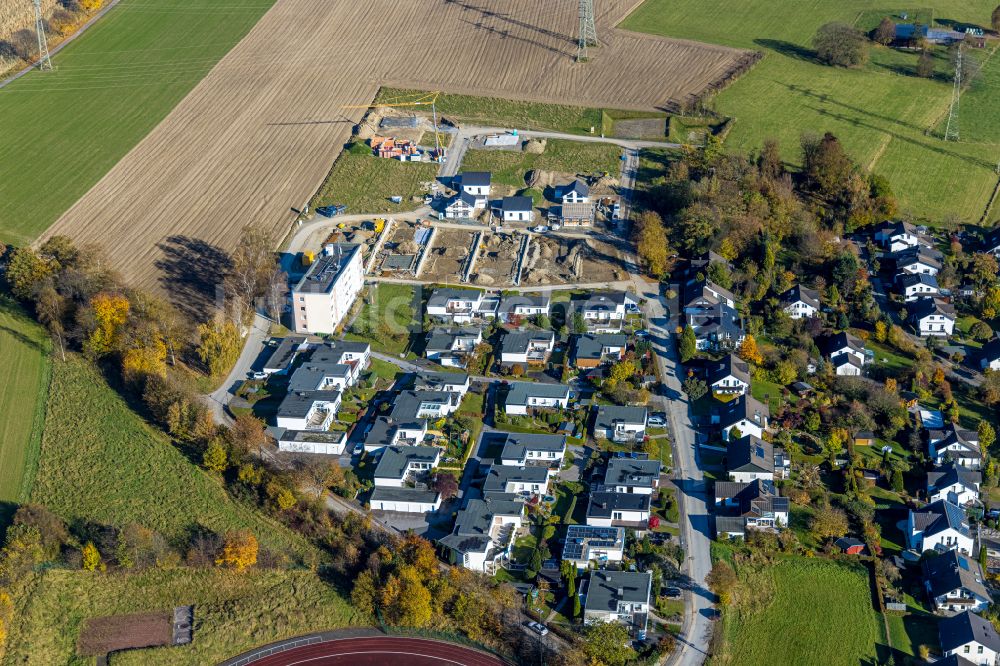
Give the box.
[911,500,970,539]
[923,550,991,602]
[425,327,480,353]
[687,302,743,342]
[982,337,1000,362]
[501,195,533,212]
[727,435,774,474]
[604,458,660,489]
[780,284,820,309]
[820,331,864,357]
[263,336,307,372]
[452,496,523,537]
[383,254,415,270]
[562,180,589,198]
[294,244,361,294]
[594,405,647,431]
[939,611,1000,653]
[909,297,956,321]
[498,294,551,315]
[499,432,567,460]
[427,288,483,309]
[684,280,736,309]
[501,329,553,355]
[719,394,769,429]
[584,571,651,613]
[574,334,627,361]
[276,390,340,419]
[715,515,747,535]
[482,464,550,492]
[892,246,943,270]
[373,445,439,480]
[370,487,440,504]
[577,291,632,313]
[587,491,651,519]
[412,370,469,391]
[707,353,751,386]
[390,390,456,421]
[504,381,570,407]
[898,272,939,289]
[458,171,491,187]
[288,364,350,391]
[556,201,595,222]
[928,462,982,494]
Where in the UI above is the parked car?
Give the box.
[634,329,650,338]
[663,586,682,598]
[527,621,549,636]
[532,225,549,233]
[549,224,561,231]
[248,371,268,381]
[316,204,347,218]
[648,415,666,427]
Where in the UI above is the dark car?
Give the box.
[316,204,347,218]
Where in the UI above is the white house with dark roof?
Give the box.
[898,272,940,302]
[714,479,789,535]
[498,294,550,322]
[980,338,1000,371]
[727,435,774,482]
[292,243,364,334]
[275,429,347,456]
[707,353,751,395]
[502,381,570,416]
[456,171,491,200]
[874,220,923,252]
[928,462,982,506]
[891,246,943,276]
[370,487,441,514]
[604,457,660,495]
[482,464,552,496]
[439,495,523,573]
[426,288,495,323]
[939,611,1000,665]
[929,424,982,469]
[559,180,590,204]
[412,370,471,399]
[907,500,974,555]
[910,297,956,337]
[583,570,652,636]
[263,336,310,375]
[577,291,637,333]
[373,445,441,487]
[586,492,651,528]
[424,327,482,367]
[924,550,992,614]
[499,329,554,365]
[593,405,647,443]
[498,432,567,467]
[498,195,534,223]
[276,390,342,431]
[444,191,480,219]
[718,394,769,441]
[780,284,821,319]
[562,524,625,569]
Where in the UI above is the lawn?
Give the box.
[750,377,790,413]
[0,297,51,511]
[346,283,420,356]
[310,143,439,214]
[460,140,623,191]
[0,0,277,246]
[718,557,884,665]
[30,357,314,559]
[621,0,1000,224]
[3,568,356,666]
[374,88,668,137]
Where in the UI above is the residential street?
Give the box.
[204,312,270,426]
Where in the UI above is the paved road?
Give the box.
[205,313,271,425]
[224,635,509,666]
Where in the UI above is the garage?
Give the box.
[370,487,441,513]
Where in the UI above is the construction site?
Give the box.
[520,234,629,286]
[420,228,478,283]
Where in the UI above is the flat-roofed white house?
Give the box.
[586,492,650,528]
[498,294,551,322]
[412,370,471,399]
[499,329,554,365]
[292,243,364,334]
[370,487,442,514]
[426,288,495,323]
[373,445,441,488]
[482,464,552,496]
[274,429,347,455]
[604,457,660,495]
[275,390,342,431]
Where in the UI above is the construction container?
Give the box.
[302,251,315,266]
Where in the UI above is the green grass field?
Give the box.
[4,568,356,666]
[0,297,52,509]
[0,0,276,246]
[346,283,419,356]
[311,143,439,214]
[460,140,623,190]
[374,88,667,137]
[30,356,314,558]
[621,0,1000,224]
[718,557,884,665]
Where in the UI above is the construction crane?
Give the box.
[342,91,444,159]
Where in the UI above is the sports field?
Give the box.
[622,0,1000,224]
[0,0,277,246]
[0,297,51,508]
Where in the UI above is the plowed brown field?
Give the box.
[44,0,748,301]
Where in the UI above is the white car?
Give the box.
[532,225,549,233]
[527,621,549,636]
[249,371,268,381]
[648,415,666,427]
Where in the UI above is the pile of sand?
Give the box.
[524,138,546,154]
[474,273,495,285]
[397,240,419,254]
[443,246,468,259]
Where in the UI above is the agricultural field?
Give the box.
[3,568,356,666]
[460,140,623,192]
[621,0,1000,224]
[311,142,438,215]
[37,0,750,299]
[376,88,668,137]
[0,297,51,511]
[0,0,278,246]
[716,557,884,665]
[30,357,314,558]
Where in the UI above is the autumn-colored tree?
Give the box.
[979,421,996,451]
[266,482,297,511]
[80,0,104,10]
[873,17,896,45]
[382,565,433,626]
[35,284,67,361]
[706,561,738,605]
[398,533,439,581]
[84,292,130,358]
[737,334,763,365]
[121,331,168,381]
[228,412,269,459]
[917,48,935,78]
[811,503,849,540]
[4,247,54,300]
[351,569,380,618]
[874,320,888,342]
[813,22,869,67]
[216,530,258,571]
[801,132,853,198]
[584,621,636,666]
[81,541,105,572]
[633,211,670,276]
[202,438,228,473]
[604,359,636,392]
[885,377,897,394]
[196,317,242,376]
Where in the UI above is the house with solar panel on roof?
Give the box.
[923,550,992,615]
[726,435,775,483]
[714,479,789,539]
[906,500,974,555]
[561,525,626,569]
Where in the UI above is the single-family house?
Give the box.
[820,331,867,369]
[939,611,1000,665]
[924,550,992,614]
[426,288,496,323]
[560,180,590,204]
[502,381,570,415]
[594,405,647,443]
[369,487,442,514]
[726,435,774,482]
[562,525,625,569]
[424,327,483,367]
[573,333,627,369]
[498,294,551,322]
[443,191,480,219]
[482,464,552,496]
[980,338,1000,371]
[499,329,555,366]
[687,302,744,352]
[262,336,309,375]
[890,246,943,276]
[583,570,652,636]
[498,432,567,467]
[586,492,651,528]
[874,220,923,252]
[714,479,789,534]
[287,340,371,393]
[899,272,941,302]
[604,457,661,495]
[362,415,428,453]
[412,370,471,399]
[577,292,638,333]
[907,500,974,555]
[390,390,459,420]
[373,445,441,487]
[719,394,769,441]
[497,195,534,223]
[780,284,821,319]
[439,495,523,573]
[275,390,342,431]
[553,201,595,226]
[456,171,491,200]
[685,251,733,282]
[928,463,982,506]
[707,353,751,395]
[929,424,982,469]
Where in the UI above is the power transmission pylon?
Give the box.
[576,0,598,62]
[32,0,52,71]
[944,44,962,142]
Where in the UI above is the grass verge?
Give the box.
[460,140,623,190]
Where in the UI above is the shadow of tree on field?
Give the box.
[155,235,232,322]
[753,38,816,64]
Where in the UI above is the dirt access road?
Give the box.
[44,0,749,310]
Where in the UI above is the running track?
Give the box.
[239,636,508,666]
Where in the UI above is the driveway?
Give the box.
[204,312,271,425]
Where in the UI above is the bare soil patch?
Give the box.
[43,0,751,303]
[473,232,520,287]
[521,235,629,286]
[77,611,172,656]
[422,229,476,283]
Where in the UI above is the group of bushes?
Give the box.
[0,0,103,68]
